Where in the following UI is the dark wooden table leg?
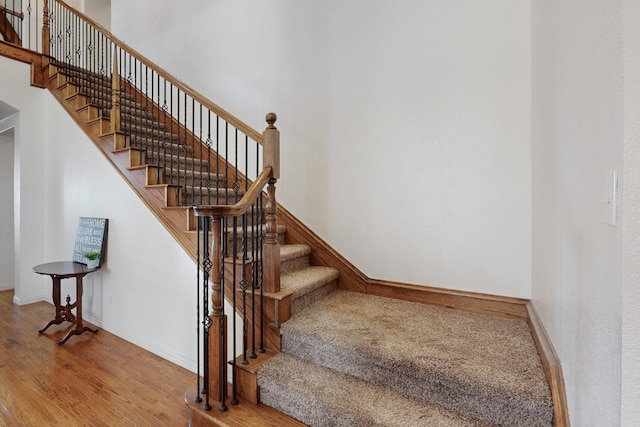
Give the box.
[38,277,66,334]
[57,276,98,344]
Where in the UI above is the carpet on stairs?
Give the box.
[258,290,553,427]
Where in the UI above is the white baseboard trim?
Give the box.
[83,314,197,374]
[0,283,14,291]
[13,294,46,305]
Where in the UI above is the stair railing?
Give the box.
[0,0,23,46]
[37,0,282,413]
[193,114,281,411]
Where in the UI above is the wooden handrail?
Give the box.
[193,166,273,218]
[54,0,263,143]
[0,5,24,19]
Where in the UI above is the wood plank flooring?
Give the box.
[0,290,305,427]
[0,290,194,426]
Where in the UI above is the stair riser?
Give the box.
[290,281,336,315]
[180,190,243,207]
[119,117,167,132]
[281,255,310,274]
[122,124,177,141]
[59,68,111,84]
[147,153,208,168]
[164,175,225,188]
[100,99,155,117]
[134,145,195,161]
[59,80,135,104]
[103,107,155,121]
[64,91,151,122]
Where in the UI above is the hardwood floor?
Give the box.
[0,290,194,426]
[0,290,306,427]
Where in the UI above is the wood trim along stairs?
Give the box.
[0,41,45,87]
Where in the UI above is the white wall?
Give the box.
[622,1,640,424]
[0,56,48,304]
[84,0,111,30]
[531,1,624,425]
[111,0,533,298]
[0,130,15,290]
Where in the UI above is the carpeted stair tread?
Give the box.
[258,353,496,427]
[278,290,553,427]
[280,244,312,262]
[281,266,340,299]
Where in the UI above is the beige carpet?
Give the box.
[258,290,553,427]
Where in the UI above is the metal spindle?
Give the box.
[198,104,203,204]
[144,65,150,155]
[183,92,188,205]
[28,0,32,51]
[195,215,202,404]
[156,71,161,175]
[218,215,228,412]
[240,135,249,366]
[216,116,220,204]
[169,82,174,179]
[201,216,211,411]
[191,98,195,204]
[225,123,229,205]
[74,13,77,68]
[230,213,238,405]
[206,111,212,206]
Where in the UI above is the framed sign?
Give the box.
[72,217,109,267]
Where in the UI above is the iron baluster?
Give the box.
[156,70,161,181]
[201,216,212,411]
[194,216,203,404]
[240,134,250,365]
[191,97,195,205]
[169,83,174,180]
[205,111,212,206]
[217,215,228,412]
[216,116,220,204]
[225,122,229,205]
[231,214,238,405]
[198,103,202,204]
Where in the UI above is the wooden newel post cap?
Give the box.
[265,112,277,129]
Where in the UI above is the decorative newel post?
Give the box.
[262,112,281,294]
[42,0,50,57]
[209,216,227,410]
[110,50,121,133]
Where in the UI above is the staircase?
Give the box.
[0,2,568,425]
[45,59,556,427]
